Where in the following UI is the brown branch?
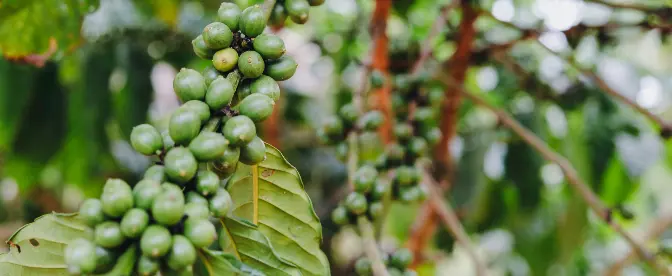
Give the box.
[369,0,393,144]
[534,42,672,136]
[421,170,488,275]
[358,216,390,276]
[605,214,672,275]
[448,81,671,275]
[408,0,479,266]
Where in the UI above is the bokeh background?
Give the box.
[1,0,672,275]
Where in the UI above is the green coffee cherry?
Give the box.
[385,143,406,165]
[239,5,266,38]
[354,165,377,193]
[162,182,184,193]
[308,0,326,6]
[137,255,160,276]
[408,137,428,157]
[370,70,385,89]
[222,115,256,146]
[399,186,422,203]
[250,75,281,101]
[368,201,383,219]
[331,205,349,226]
[264,55,298,81]
[206,76,235,110]
[162,130,175,151]
[423,127,442,146]
[239,136,266,165]
[413,107,436,127]
[93,246,116,274]
[169,109,201,145]
[219,226,232,251]
[360,110,384,131]
[140,225,172,258]
[65,238,97,275]
[269,4,287,27]
[239,93,275,122]
[209,189,233,218]
[395,166,418,186]
[192,35,216,60]
[344,192,367,215]
[322,116,344,138]
[203,22,233,50]
[393,123,413,141]
[354,257,372,276]
[212,144,240,176]
[213,48,239,72]
[131,124,163,155]
[167,235,197,270]
[144,165,166,183]
[335,142,348,160]
[202,65,221,87]
[164,147,198,184]
[132,179,162,210]
[217,2,242,31]
[374,153,388,170]
[181,101,211,124]
[101,179,133,218]
[95,221,125,248]
[184,201,210,220]
[79,199,105,227]
[152,187,186,226]
[392,93,409,119]
[253,34,286,60]
[371,180,387,200]
[186,191,209,206]
[390,248,413,270]
[184,218,217,248]
[238,51,265,78]
[286,0,310,24]
[233,78,253,105]
[196,170,220,197]
[188,132,228,161]
[120,208,149,238]
[173,68,206,102]
[339,103,359,125]
[164,266,195,276]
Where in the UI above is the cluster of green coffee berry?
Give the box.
[354,248,416,276]
[269,0,325,27]
[331,164,386,225]
[317,102,384,147]
[65,171,231,275]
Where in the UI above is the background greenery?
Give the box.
[1,0,672,275]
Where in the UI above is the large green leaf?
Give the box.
[0,213,91,276]
[226,144,330,276]
[194,249,244,275]
[0,0,99,58]
[220,217,301,276]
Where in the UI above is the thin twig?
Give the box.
[410,4,454,75]
[420,170,488,276]
[358,216,390,276]
[585,0,663,13]
[448,81,671,275]
[534,42,672,134]
[605,214,672,276]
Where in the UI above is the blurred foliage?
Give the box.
[1,0,672,275]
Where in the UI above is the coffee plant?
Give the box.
[2,0,672,275]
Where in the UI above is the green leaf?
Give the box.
[220,217,301,276]
[0,213,91,276]
[97,245,136,276]
[0,0,99,58]
[227,143,330,276]
[194,249,243,276]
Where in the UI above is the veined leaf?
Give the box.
[0,213,91,276]
[97,245,136,276]
[194,249,242,275]
[227,144,330,276]
[220,217,301,276]
[0,0,99,58]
